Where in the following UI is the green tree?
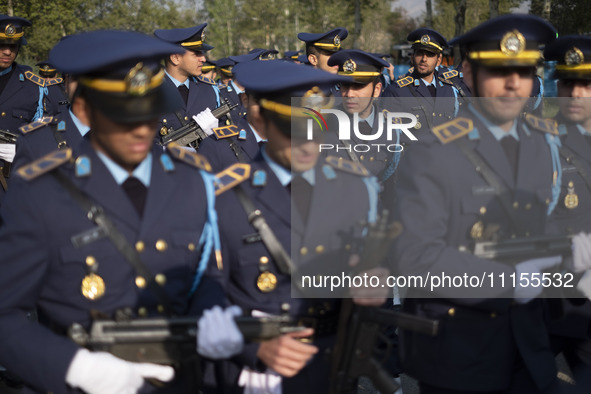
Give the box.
[530,0,591,35]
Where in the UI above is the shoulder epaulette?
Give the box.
[197,75,216,85]
[213,125,240,140]
[524,114,559,135]
[24,71,45,87]
[46,77,63,86]
[432,117,474,144]
[396,76,414,88]
[214,163,251,196]
[19,115,54,134]
[17,148,72,181]
[166,142,212,172]
[325,156,370,177]
[438,76,454,86]
[442,69,459,80]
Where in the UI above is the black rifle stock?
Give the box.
[159,100,238,147]
[473,235,573,262]
[330,212,439,394]
[68,315,304,366]
[0,129,18,144]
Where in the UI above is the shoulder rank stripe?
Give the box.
[166,142,212,172]
[396,76,414,88]
[19,115,54,134]
[432,117,474,144]
[213,125,240,140]
[17,148,72,181]
[197,75,216,85]
[214,163,251,196]
[325,156,369,177]
[524,114,559,135]
[46,78,63,86]
[442,69,459,80]
[24,71,45,87]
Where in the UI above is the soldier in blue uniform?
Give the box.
[216,57,235,88]
[544,35,591,392]
[203,60,388,393]
[383,28,460,132]
[0,30,244,394]
[283,50,303,63]
[154,23,220,138]
[392,15,565,393]
[297,27,347,74]
[325,49,407,186]
[0,15,45,201]
[36,60,69,115]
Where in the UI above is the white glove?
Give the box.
[193,108,218,136]
[65,348,174,394]
[0,143,15,163]
[197,305,244,359]
[572,232,591,273]
[514,255,562,304]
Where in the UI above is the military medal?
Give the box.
[564,181,579,209]
[257,272,277,292]
[81,273,105,300]
[470,220,484,240]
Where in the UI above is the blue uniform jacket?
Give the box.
[204,152,376,393]
[392,110,558,391]
[197,116,261,172]
[0,139,219,393]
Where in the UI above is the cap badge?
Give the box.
[302,86,326,111]
[4,24,16,37]
[201,29,206,42]
[565,47,584,66]
[333,35,341,47]
[343,59,357,74]
[500,30,525,56]
[420,35,430,45]
[125,62,152,96]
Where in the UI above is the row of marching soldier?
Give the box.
[1,9,591,394]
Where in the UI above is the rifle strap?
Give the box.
[51,122,68,150]
[226,137,247,163]
[52,170,173,315]
[559,145,591,193]
[233,185,295,276]
[454,138,525,235]
[339,138,362,164]
[0,169,7,191]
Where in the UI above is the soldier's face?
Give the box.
[411,50,440,78]
[87,105,158,172]
[310,53,338,74]
[340,81,382,118]
[557,79,591,127]
[178,50,206,77]
[0,43,18,69]
[259,117,320,172]
[464,61,533,128]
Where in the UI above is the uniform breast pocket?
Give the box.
[12,107,35,122]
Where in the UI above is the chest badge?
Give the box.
[257,272,277,292]
[564,181,579,209]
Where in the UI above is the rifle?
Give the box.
[68,315,305,366]
[0,129,17,144]
[159,99,238,147]
[473,234,573,262]
[330,212,439,394]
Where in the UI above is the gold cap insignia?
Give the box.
[201,29,206,42]
[302,86,326,110]
[343,59,356,74]
[333,35,341,47]
[5,24,16,36]
[420,35,430,45]
[500,30,526,56]
[125,62,152,96]
[565,47,584,66]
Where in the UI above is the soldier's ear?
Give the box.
[436,54,442,67]
[373,81,383,97]
[308,54,318,67]
[169,53,182,66]
[462,60,474,92]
